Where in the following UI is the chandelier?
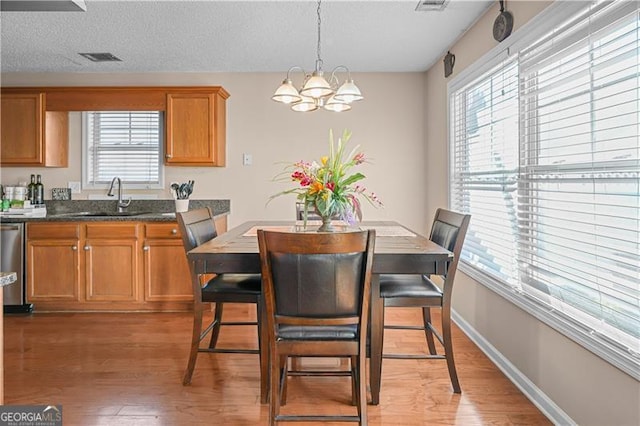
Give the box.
[271,0,363,112]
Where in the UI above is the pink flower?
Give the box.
[326,181,335,191]
[353,152,365,165]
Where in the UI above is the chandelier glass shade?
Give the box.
[271,0,363,112]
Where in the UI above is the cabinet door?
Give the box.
[143,242,192,302]
[84,224,139,301]
[165,92,226,166]
[0,92,68,167]
[26,223,81,301]
[0,93,43,165]
[27,239,80,301]
[143,223,192,301]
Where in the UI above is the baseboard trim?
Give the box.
[452,310,576,426]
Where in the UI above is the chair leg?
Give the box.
[442,309,461,393]
[357,353,368,425]
[350,356,357,406]
[422,307,437,355]
[183,306,204,385]
[269,350,281,426]
[208,302,224,349]
[280,355,289,405]
[257,302,269,404]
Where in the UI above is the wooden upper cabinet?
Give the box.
[0,91,68,167]
[165,89,227,166]
[1,86,228,167]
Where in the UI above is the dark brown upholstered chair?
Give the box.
[176,207,264,389]
[378,208,470,393]
[258,229,375,426]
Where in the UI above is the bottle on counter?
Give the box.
[35,174,44,205]
[28,174,36,203]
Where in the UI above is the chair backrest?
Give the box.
[429,208,471,291]
[258,230,375,332]
[176,207,218,252]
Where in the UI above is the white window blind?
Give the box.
[450,0,639,373]
[84,111,163,188]
[450,58,520,287]
[518,1,639,352]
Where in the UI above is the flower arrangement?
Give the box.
[270,129,382,230]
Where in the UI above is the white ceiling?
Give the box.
[0,0,493,74]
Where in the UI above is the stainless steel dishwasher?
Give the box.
[0,223,33,313]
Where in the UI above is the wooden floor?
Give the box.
[4,305,551,425]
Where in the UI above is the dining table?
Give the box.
[187,220,453,405]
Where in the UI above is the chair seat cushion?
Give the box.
[379,274,443,299]
[203,273,261,295]
[277,324,357,341]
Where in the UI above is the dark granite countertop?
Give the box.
[0,199,230,223]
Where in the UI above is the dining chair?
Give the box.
[258,229,375,425]
[377,208,470,393]
[176,207,265,392]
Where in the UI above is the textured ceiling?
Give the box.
[0,0,493,74]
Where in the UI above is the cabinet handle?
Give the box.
[165,154,172,159]
[84,246,90,251]
[171,229,177,234]
[143,246,150,251]
[71,245,78,251]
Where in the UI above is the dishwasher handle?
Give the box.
[0,224,22,231]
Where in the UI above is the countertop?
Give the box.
[0,199,230,223]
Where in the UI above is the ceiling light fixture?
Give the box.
[271,0,363,113]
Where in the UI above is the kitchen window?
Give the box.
[449,0,639,378]
[82,111,164,189]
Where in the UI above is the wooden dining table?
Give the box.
[187,220,453,405]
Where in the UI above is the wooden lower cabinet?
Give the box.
[25,216,227,312]
[85,223,139,301]
[26,223,80,301]
[143,223,192,302]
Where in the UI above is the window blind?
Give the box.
[85,111,162,187]
[450,57,520,287]
[450,0,639,367]
[518,1,639,352]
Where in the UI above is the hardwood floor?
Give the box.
[4,305,551,425]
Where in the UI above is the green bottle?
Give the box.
[35,174,44,205]
[28,174,36,203]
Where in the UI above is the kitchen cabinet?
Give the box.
[84,223,139,302]
[26,223,80,301]
[165,89,227,166]
[0,91,68,167]
[24,216,227,312]
[143,223,192,302]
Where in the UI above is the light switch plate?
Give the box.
[68,181,81,194]
[243,153,252,166]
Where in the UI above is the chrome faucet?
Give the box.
[107,177,132,213]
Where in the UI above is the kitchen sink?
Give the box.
[83,211,151,217]
[53,211,151,217]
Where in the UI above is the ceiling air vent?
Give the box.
[79,52,122,62]
[1,0,86,12]
[415,0,450,12]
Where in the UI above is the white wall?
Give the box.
[424,1,640,425]
[0,72,427,231]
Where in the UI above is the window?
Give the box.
[449,0,639,378]
[83,111,164,189]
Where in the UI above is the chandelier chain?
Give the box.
[316,0,322,65]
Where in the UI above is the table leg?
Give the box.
[259,291,270,404]
[369,274,383,405]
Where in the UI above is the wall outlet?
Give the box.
[68,181,81,194]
